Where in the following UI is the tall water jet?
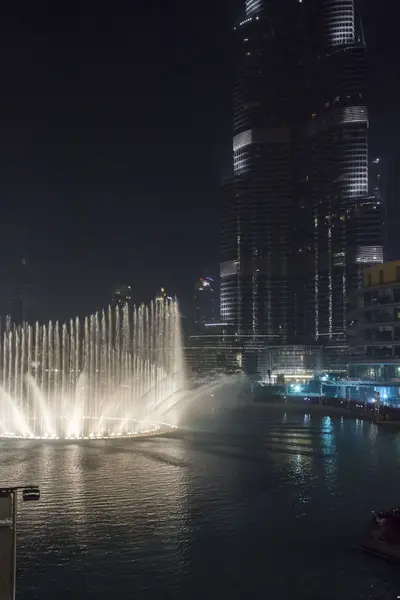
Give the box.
[0,298,185,439]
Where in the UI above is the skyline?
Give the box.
[0,0,398,323]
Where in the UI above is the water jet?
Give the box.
[0,298,184,439]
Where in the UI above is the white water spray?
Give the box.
[0,298,185,439]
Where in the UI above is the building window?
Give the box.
[379,270,384,284]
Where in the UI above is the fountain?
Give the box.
[0,298,185,439]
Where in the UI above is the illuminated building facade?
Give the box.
[221,0,304,348]
[245,0,263,17]
[346,196,385,296]
[305,0,384,343]
[194,276,219,331]
[348,261,400,383]
[221,0,384,374]
[186,322,240,375]
[111,284,132,309]
[370,157,383,201]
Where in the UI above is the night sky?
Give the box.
[0,0,397,322]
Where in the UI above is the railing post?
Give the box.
[11,492,17,600]
[0,487,39,600]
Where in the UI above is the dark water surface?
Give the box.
[2,399,400,599]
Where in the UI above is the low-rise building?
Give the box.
[347,260,400,404]
[185,322,241,376]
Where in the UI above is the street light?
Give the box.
[0,485,40,600]
[22,488,40,502]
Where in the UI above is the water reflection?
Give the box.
[320,416,338,493]
[2,407,400,599]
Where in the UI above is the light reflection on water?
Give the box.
[2,404,400,599]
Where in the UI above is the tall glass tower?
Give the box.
[220,0,303,352]
[221,0,384,372]
[305,0,384,344]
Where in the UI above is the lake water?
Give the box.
[2,390,400,599]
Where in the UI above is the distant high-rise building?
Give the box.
[370,157,383,201]
[305,0,384,343]
[220,0,384,373]
[111,284,132,309]
[346,196,385,294]
[194,276,219,330]
[155,287,172,302]
[221,0,304,344]
[8,257,35,325]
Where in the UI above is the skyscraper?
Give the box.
[221,0,384,371]
[194,276,219,331]
[306,0,384,343]
[221,0,303,345]
[111,284,132,309]
[8,257,35,325]
[369,157,383,201]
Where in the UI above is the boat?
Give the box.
[360,509,400,562]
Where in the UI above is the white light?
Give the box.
[355,246,383,265]
[233,129,253,152]
[246,0,262,17]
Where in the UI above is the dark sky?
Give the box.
[0,0,397,322]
